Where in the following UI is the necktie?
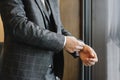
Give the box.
[43,0,51,21]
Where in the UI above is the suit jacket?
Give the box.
[0,0,71,80]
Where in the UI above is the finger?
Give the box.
[87,61,96,66]
[76,46,83,50]
[83,62,93,66]
[84,61,95,66]
[74,46,83,52]
[83,59,91,66]
[89,58,98,62]
[78,41,85,46]
[83,62,90,66]
[84,58,97,64]
[83,58,96,65]
[67,49,75,53]
[94,53,98,62]
[88,61,95,66]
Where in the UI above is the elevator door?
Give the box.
[92,0,120,80]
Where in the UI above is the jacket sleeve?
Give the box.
[0,0,65,52]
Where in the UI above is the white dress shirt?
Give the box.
[41,0,45,6]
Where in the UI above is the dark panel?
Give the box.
[0,43,2,54]
[92,0,108,80]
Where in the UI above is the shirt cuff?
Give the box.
[63,36,66,47]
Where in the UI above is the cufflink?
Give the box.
[76,51,80,56]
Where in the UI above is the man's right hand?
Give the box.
[64,36,85,53]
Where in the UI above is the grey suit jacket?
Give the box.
[0,0,71,80]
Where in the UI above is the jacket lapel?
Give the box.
[35,0,49,29]
[35,0,61,33]
[35,0,59,25]
[49,0,62,34]
[35,0,42,11]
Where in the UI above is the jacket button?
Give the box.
[48,64,52,68]
[56,76,60,80]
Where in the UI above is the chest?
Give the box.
[22,0,60,27]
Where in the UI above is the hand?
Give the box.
[64,36,85,53]
[79,45,98,66]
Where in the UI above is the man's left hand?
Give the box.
[79,45,98,66]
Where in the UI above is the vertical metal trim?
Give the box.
[82,0,85,80]
[82,0,92,80]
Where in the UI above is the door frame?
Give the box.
[82,0,92,80]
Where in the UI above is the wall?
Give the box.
[92,0,107,80]
[60,0,82,80]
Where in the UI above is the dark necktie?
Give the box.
[44,0,51,21]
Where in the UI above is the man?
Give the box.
[0,0,98,80]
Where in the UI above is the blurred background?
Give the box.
[0,0,120,80]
